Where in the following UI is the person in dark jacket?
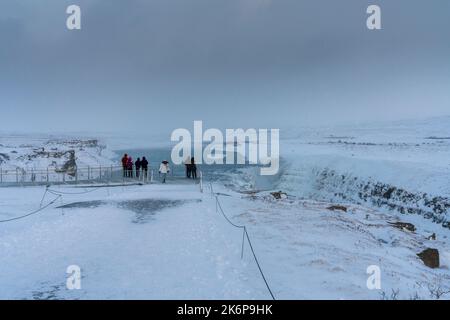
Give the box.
[121,154,128,177]
[135,158,142,178]
[141,156,149,179]
[190,157,197,179]
[185,156,191,178]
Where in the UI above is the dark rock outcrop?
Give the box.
[327,205,348,212]
[388,221,416,232]
[270,191,288,200]
[313,168,450,230]
[417,248,439,268]
[0,153,10,164]
[61,150,77,176]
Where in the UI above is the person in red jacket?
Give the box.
[121,154,128,177]
[127,156,133,178]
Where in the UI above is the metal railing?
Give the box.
[0,164,204,186]
[0,165,153,186]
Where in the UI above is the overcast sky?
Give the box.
[0,0,449,135]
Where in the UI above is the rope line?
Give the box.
[210,182,276,300]
[2,172,276,299]
[243,227,275,300]
[0,194,61,223]
[215,198,245,229]
[1,183,120,224]
[47,187,102,195]
[39,188,48,208]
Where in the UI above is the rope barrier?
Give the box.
[0,193,61,223]
[47,187,102,195]
[209,181,276,300]
[0,184,105,224]
[1,169,276,299]
[1,181,141,224]
[215,198,246,229]
[243,227,276,300]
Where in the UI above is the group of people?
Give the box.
[121,154,149,179]
[184,157,197,179]
[120,154,197,184]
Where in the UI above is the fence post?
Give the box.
[88,166,91,181]
[200,171,203,193]
[47,167,49,183]
[215,196,218,213]
[16,168,18,183]
[99,165,102,180]
[110,165,113,180]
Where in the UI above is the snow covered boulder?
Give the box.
[417,248,440,269]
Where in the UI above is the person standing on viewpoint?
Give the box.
[135,157,142,178]
[185,156,192,178]
[127,156,133,178]
[141,156,149,180]
[159,160,170,183]
[190,157,197,179]
[121,154,128,177]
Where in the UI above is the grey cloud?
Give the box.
[0,0,449,134]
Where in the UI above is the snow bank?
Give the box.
[272,117,450,230]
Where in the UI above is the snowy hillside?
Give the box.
[0,134,116,172]
[268,117,450,232]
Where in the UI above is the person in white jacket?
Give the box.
[159,160,170,183]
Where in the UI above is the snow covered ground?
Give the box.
[0,183,269,299]
[220,189,450,300]
[288,117,450,193]
[0,181,449,299]
[1,116,450,299]
[273,117,450,230]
